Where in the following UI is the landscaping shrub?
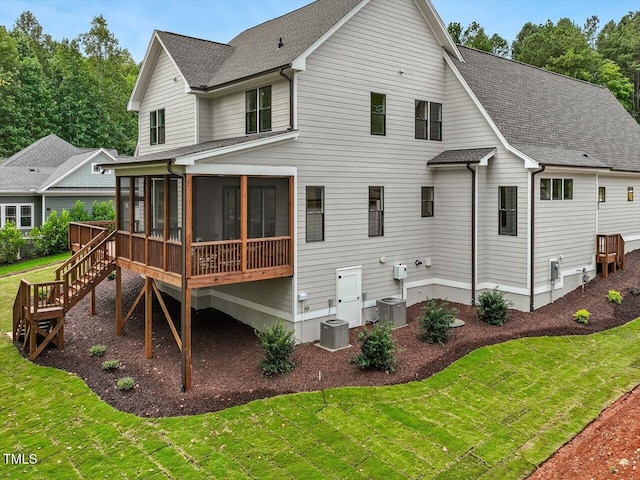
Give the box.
[117,377,135,391]
[573,309,590,324]
[607,290,623,304]
[418,299,457,344]
[256,321,295,375]
[477,288,511,326]
[102,360,120,371]
[0,221,25,265]
[107,271,116,281]
[31,210,70,256]
[89,344,106,357]
[91,200,115,221]
[69,200,90,221]
[352,323,396,373]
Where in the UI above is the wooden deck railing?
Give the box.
[597,233,625,278]
[69,221,116,252]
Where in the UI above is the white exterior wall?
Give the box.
[597,175,640,251]
[198,97,214,143]
[138,50,195,155]
[211,79,290,140]
[54,153,116,189]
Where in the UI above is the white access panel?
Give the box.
[336,266,362,329]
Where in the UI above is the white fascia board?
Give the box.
[175,131,299,165]
[478,149,497,166]
[540,166,612,175]
[43,191,114,196]
[291,0,371,71]
[38,149,117,193]
[185,164,297,176]
[443,53,540,170]
[415,0,463,62]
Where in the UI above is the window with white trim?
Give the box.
[540,178,573,200]
[246,86,272,134]
[421,186,434,217]
[306,186,324,242]
[415,100,442,141]
[150,109,165,145]
[92,163,112,175]
[499,186,517,236]
[0,204,33,228]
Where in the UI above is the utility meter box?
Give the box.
[550,260,560,281]
[393,264,407,280]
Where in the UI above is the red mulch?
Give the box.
[22,252,640,477]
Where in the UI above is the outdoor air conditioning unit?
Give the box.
[376,297,407,328]
[319,319,349,351]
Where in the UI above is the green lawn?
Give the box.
[1,267,639,479]
[0,252,70,277]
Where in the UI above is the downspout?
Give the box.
[466,163,476,304]
[279,68,294,130]
[529,165,546,312]
[167,159,189,392]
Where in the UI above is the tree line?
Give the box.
[0,9,638,160]
[0,12,139,158]
[448,13,640,121]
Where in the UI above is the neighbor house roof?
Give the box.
[452,46,640,172]
[0,135,118,193]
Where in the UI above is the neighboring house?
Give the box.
[0,134,118,231]
[108,0,640,353]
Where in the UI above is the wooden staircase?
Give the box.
[12,228,116,359]
[597,233,625,279]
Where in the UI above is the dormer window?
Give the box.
[246,86,272,134]
[150,109,165,145]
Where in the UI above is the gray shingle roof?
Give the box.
[112,130,295,165]
[452,46,640,172]
[3,134,81,168]
[428,147,496,165]
[158,0,362,89]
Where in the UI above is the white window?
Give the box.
[92,163,112,175]
[1,204,33,228]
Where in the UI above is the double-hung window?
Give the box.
[421,187,434,217]
[150,109,165,145]
[499,186,517,236]
[415,100,442,141]
[306,186,324,242]
[371,93,386,136]
[599,186,606,203]
[246,86,272,134]
[368,186,384,237]
[0,204,32,229]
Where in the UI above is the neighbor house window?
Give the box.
[306,186,324,242]
[369,186,384,237]
[541,178,572,200]
[150,109,165,145]
[246,86,272,134]
[371,93,386,136]
[415,101,442,140]
[599,186,606,203]
[0,204,33,229]
[499,186,517,236]
[628,187,634,202]
[421,186,434,217]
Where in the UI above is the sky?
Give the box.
[0,0,637,64]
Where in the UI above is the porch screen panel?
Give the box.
[248,186,276,238]
[223,186,240,240]
[118,177,130,231]
[133,177,145,234]
[168,177,182,241]
[150,177,164,238]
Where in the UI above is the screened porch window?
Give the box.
[223,186,240,240]
[118,177,130,231]
[248,186,276,238]
[168,177,182,241]
[133,177,145,234]
[150,177,164,238]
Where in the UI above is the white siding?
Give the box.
[138,50,195,155]
[212,79,290,140]
[198,97,214,143]
[54,154,116,189]
[597,176,640,239]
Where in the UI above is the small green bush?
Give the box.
[91,200,116,221]
[418,299,457,344]
[89,344,106,357]
[102,359,120,371]
[69,200,90,222]
[573,309,590,324]
[117,377,135,391]
[31,210,70,256]
[0,221,26,265]
[477,289,512,326]
[351,324,396,373]
[256,321,295,375]
[107,271,116,281]
[607,290,623,304]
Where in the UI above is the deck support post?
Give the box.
[115,266,123,334]
[181,288,192,392]
[90,288,96,316]
[144,275,152,359]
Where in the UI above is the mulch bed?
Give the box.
[26,251,640,418]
